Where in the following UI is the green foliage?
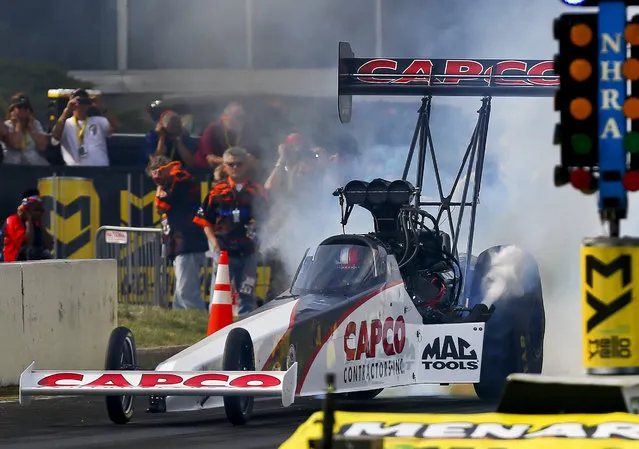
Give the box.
[0,58,93,122]
[118,304,209,348]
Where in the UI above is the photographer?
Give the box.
[51,89,118,166]
[144,111,196,167]
[3,94,49,166]
[2,195,53,262]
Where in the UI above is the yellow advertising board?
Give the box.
[38,177,100,259]
[120,190,162,228]
[581,237,639,374]
[280,411,639,449]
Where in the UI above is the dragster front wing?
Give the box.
[18,361,298,407]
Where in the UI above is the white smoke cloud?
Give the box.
[255,1,639,381]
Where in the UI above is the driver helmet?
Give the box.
[337,245,362,270]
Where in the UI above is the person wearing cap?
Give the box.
[147,155,209,310]
[194,146,269,316]
[50,89,117,166]
[144,110,197,167]
[2,93,49,166]
[195,102,262,176]
[2,194,53,262]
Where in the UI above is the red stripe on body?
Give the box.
[295,280,404,395]
[261,300,301,370]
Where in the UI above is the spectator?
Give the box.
[213,163,228,186]
[194,146,269,316]
[144,110,197,167]
[264,133,328,201]
[51,89,118,166]
[0,120,7,165]
[2,195,53,262]
[2,94,49,166]
[195,102,262,176]
[148,155,209,310]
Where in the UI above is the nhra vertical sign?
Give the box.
[582,237,639,374]
[598,2,628,217]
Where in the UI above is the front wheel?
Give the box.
[223,328,255,425]
[105,326,137,424]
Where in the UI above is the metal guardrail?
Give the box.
[95,226,168,307]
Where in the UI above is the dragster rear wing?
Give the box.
[18,361,298,407]
[337,41,558,123]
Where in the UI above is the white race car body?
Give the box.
[19,241,486,414]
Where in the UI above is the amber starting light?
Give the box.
[570,23,593,47]
[624,98,639,120]
[625,24,639,46]
[570,98,593,120]
[569,59,592,81]
[624,58,639,81]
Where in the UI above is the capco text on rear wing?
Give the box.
[18,361,298,408]
[337,41,558,123]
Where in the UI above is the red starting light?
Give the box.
[569,168,592,190]
[623,170,639,191]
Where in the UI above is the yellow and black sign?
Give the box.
[581,236,639,374]
[120,190,162,228]
[281,410,639,449]
[38,177,101,259]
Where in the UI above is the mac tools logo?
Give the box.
[421,335,478,370]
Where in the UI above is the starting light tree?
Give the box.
[625,15,639,191]
[553,13,599,193]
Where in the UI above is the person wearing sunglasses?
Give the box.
[2,93,49,166]
[194,146,269,316]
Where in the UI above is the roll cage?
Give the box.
[336,42,558,298]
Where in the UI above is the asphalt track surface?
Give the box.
[0,395,496,448]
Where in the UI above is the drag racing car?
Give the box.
[18,42,552,426]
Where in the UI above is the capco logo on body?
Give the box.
[344,316,406,361]
[422,335,478,370]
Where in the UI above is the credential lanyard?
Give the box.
[73,117,87,145]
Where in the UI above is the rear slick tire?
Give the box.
[223,328,255,425]
[105,326,137,425]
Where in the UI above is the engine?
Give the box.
[334,178,463,320]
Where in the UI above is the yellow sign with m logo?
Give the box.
[120,181,210,228]
[581,242,639,372]
[120,190,161,228]
[38,177,101,259]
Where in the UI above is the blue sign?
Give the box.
[598,1,628,215]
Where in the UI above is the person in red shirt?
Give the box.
[2,195,53,262]
[194,146,268,315]
[195,102,262,175]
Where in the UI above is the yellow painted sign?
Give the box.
[581,241,639,372]
[280,411,639,449]
[38,177,100,259]
[120,190,162,228]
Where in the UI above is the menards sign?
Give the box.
[278,411,639,449]
[339,420,639,439]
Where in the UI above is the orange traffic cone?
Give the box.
[207,251,234,336]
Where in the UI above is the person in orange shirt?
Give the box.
[194,146,268,315]
[147,155,209,310]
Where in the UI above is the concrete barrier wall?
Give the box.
[0,259,118,386]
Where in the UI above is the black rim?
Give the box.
[239,341,253,413]
[120,335,135,415]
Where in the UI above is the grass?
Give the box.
[118,305,210,349]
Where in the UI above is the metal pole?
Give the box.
[246,0,254,70]
[116,0,128,71]
[52,173,58,259]
[375,0,383,57]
